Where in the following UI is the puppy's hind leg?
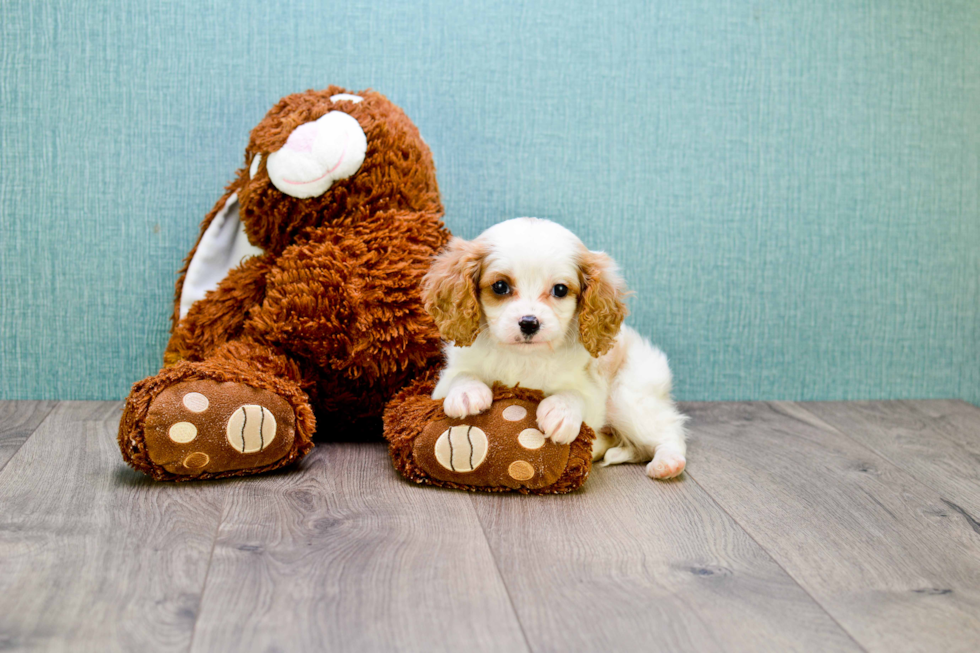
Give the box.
[603,332,687,480]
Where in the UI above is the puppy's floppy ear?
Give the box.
[578,249,628,357]
[422,237,486,346]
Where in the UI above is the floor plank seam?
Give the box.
[683,466,870,653]
[0,401,59,477]
[185,484,234,653]
[468,494,535,653]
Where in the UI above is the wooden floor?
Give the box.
[1,400,979,652]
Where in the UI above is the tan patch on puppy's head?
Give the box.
[422,237,487,346]
[577,250,628,357]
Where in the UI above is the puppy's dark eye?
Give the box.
[492,280,510,295]
[552,284,569,298]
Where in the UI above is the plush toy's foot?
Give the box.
[415,397,572,490]
[141,379,297,477]
[385,379,595,494]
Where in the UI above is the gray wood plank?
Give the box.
[470,461,861,652]
[0,401,226,653]
[904,400,980,460]
[190,443,529,653]
[800,401,980,518]
[683,401,980,653]
[0,400,58,472]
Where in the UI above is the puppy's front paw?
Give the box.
[646,448,686,480]
[443,381,493,418]
[536,394,583,445]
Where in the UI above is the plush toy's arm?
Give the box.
[246,210,449,380]
[164,255,273,366]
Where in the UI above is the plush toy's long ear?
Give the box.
[176,191,265,322]
[578,250,628,357]
[422,237,486,346]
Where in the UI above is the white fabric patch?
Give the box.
[182,392,209,413]
[330,93,363,103]
[178,193,264,320]
[249,153,261,178]
[169,422,198,443]
[501,405,527,421]
[517,428,546,450]
[266,111,367,199]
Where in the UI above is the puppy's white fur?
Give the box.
[423,218,687,480]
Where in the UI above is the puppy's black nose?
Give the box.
[518,315,540,336]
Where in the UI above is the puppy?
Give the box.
[421,218,687,480]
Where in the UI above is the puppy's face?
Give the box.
[423,218,628,357]
[478,244,581,350]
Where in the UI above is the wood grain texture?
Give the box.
[3,400,979,652]
[905,400,980,460]
[470,462,861,652]
[800,401,980,518]
[0,401,226,653]
[189,443,529,653]
[682,401,980,653]
[0,400,57,471]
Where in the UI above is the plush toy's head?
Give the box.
[235,86,441,252]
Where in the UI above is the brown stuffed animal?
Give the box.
[119,87,450,480]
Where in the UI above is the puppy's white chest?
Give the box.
[468,346,596,395]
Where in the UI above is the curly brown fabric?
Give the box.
[119,87,450,480]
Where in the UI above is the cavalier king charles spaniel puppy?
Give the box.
[422,217,687,480]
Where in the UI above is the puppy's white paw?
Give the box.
[646,448,686,480]
[443,380,493,418]
[536,394,583,445]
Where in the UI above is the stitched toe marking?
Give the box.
[183,452,210,469]
[508,460,535,481]
[182,392,209,413]
[501,405,527,421]
[226,405,277,453]
[517,428,546,450]
[434,425,488,472]
[168,422,198,443]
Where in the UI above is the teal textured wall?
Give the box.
[2,1,978,402]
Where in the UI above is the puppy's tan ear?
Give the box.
[422,237,486,346]
[578,250,628,357]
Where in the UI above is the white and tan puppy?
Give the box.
[422,217,687,480]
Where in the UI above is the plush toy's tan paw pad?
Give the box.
[144,380,295,475]
[413,398,577,490]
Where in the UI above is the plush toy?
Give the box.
[119,86,593,494]
[384,372,594,493]
[119,87,450,480]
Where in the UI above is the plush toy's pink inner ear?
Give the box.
[265,111,367,199]
[178,193,264,321]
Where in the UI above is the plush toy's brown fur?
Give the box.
[120,87,450,480]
